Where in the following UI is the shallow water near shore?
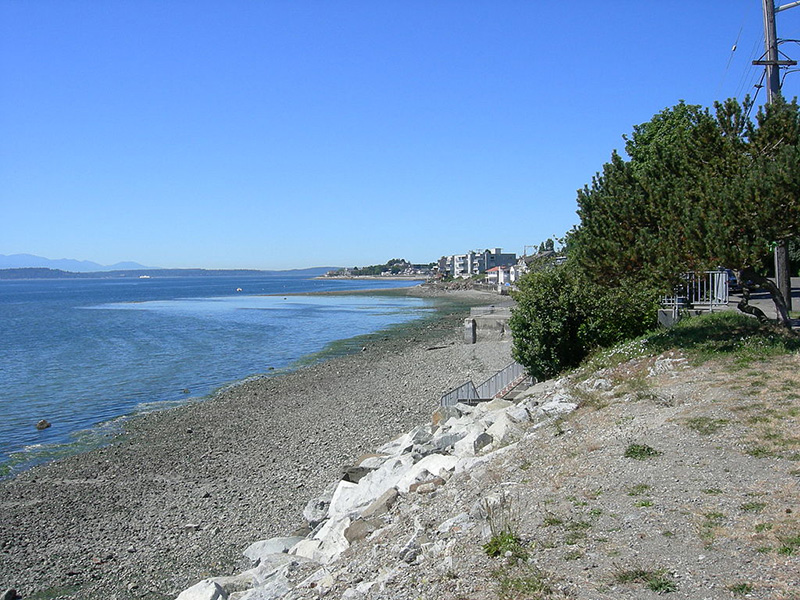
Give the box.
[0,275,433,475]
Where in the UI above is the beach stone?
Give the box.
[360,487,399,519]
[175,579,227,600]
[35,419,51,430]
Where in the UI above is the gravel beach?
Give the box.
[0,287,513,600]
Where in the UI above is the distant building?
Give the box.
[439,248,517,278]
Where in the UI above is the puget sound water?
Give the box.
[0,274,434,476]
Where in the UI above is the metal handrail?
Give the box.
[440,362,529,407]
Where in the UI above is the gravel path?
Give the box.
[0,288,513,600]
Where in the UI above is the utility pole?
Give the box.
[754,0,798,311]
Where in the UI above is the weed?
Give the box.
[746,445,775,458]
[564,531,587,545]
[661,530,674,537]
[481,492,524,540]
[628,483,651,496]
[727,582,754,596]
[613,567,677,593]
[702,488,723,495]
[740,502,767,513]
[492,564,553,600]
[625,443,661,460]
[635,499,654,507]
[699,512,726,546]
[754,522,774,532]
[777,533,800,555]
[563,550,583,561]
[484,531,529,560]
[756,545,773,553]
[542,515,563,527]
[686,417,729,435]
[589,508,603,518]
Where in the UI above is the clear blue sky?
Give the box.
[2,1,800,270]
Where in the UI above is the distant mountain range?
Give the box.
[0,254,339,280]
[0,253,156,272]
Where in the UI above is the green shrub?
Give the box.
[510,259,658,380]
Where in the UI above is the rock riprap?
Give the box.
[174,377,578,600]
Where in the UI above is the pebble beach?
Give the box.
[0,287,513,600]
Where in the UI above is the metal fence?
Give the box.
[440,362,530,407]
[661,270,730,312]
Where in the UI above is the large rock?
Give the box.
[327,455,415,519]
[176,580,227,600]
[453,427,493,457]
[394,454,458,493]
[360,486,399,519]
[243,539,304,564]
[302,480,338,527]
[231,571,292,600]
[485,413,524,448]
[431,405,462,427]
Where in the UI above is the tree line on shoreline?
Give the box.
[510,96,800,380]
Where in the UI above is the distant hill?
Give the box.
[0,253,155,272]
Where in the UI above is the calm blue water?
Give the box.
[0,275,432,475]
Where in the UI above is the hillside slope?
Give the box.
[277,340,800,599]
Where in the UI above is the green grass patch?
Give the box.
[493,565,553,600]
[484,531,528,561]
[635,499,654,507]
[642,311,800,366]
[754,522,774,532]
[727,582,754,596]
[625,443,661,460]
[746,445,776,458]
[702,488,723,495]
[777,533,800,556]
[740,502,767,513]
[628,483,651,496]
[686,417,729,435]
[614,568,677,593]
